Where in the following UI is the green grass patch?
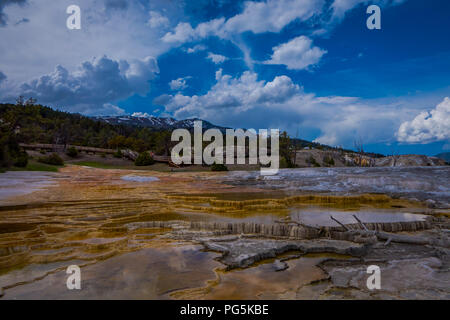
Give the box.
[72,161,120,169]
[8,160,62,172]
[71,161,177,172]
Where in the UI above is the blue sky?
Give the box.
[0,0,449,155]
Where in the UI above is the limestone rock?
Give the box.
[273,259,288,272]
[426,199,437,208]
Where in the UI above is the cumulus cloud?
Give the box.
[13,56,158,115]
[162,0,409,46]
[120,56,160,94]
[222,0,322,34]
[264,36,327,70]
[14,17,29,25]
[104,0,128,11]
[397,97,450,144]
[186,44,206,53]
[132,112,152,118]
[154,69,414,148]
[0,0,171,84]
[207,52,228,64]
[147,11,169,28]
[0,0,26,27]
[156,69,301,118]
[162,22,196,43]
[92,103,125,116]
[162,0,323,43]
[0,71,6,84]
[169,77,189,91]
[331,0,406,21]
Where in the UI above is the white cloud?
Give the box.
[132,111,152,118]
[162,0,323,43]
[0,0,26,27]
[222,0,322,34]
[397,97,450,144]
[0,71,6,84]
[147,11,169,28]
[331,0,368,20]
[158,69,301,118]
[7,55,158,115]
[162,22,196,43]
[0,0,172,84]
[331,0,407,20]
[93,103,125,116]
[264,36,327,70]
[162,0,408,47]
[186,44,206,53]
[169,77,188,91]
[155,69,419,148]
[207,52,228,64]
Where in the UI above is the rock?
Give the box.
[121,149,139,161]
[0,287,4,298]
[426,199,437,208]
[273,259,288,272]
[375,155,447,167]
[202,238,368,270]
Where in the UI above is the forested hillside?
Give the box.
[0,103,172,168]
[0,103,381,170]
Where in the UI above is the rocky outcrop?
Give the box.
[375,155,446,167]
[126,218,433,244]
[188,219,432,239]
[292,149,447,167]
[201,238,369,269]
[121,149,139,161]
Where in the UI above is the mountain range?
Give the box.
[93,115,228,131]
[435,152,450,162]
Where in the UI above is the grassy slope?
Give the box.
[70,160,213,172]
[7,160,63,172]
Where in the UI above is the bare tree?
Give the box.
[25,97,37,105]
[389,146,400,167]
[353,136,364,167]
[293,127,300,167]
[15,96,37,106]
[16,96,25,106]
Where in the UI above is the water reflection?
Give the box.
[120,175,160,182]
[2,244,221,299]
[290,208,428,227]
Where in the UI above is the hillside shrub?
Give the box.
[306,156,320,167]
[66,146,78,158]
[14,152,28,167]
[134,152,155,166]
[38,153,64,166]
[211,162,228,171]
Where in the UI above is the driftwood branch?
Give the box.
[352,214,369,231]
[375,231,431,245]
[329,216,443,246]
[330,215,350,231]
[384,237,393,246]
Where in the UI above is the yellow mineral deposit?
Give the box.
[0,165,439,299]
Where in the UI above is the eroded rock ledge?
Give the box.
[200,238,368,270]
[125,217,448,270]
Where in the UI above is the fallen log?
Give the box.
[330,216,443,246]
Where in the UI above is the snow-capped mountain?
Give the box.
[93,115,228,131]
